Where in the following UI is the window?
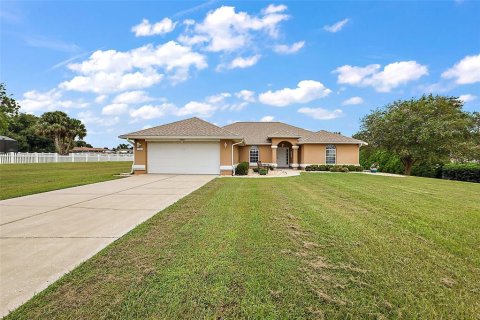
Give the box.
[249,146,259,163]
[326,145,336,164]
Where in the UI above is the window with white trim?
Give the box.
[249,146,259,163]
[326,145,336,164]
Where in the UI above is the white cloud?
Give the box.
[342,96,364,105]
[59,70,163,94]
[273,41,305,54]
[174,101,217,117]
[334,64,380,85]
[442,54,480,84]
[178,5,289,52]
[235,90,255,102]
[205,92,231,104]
[223,55,261,70]
[62,41,207,93]
[259,80,332,107]
[19,89,89,113]
[129,103,174,120]
[260,115,274,122]
[262,4,288,14]
[132,18,177,37]
[95,95,108,104]
[333,61,428,92]
[324,18,350,33]
[78,110,119,127]
[113,90,153,104]
[101,103,129,115]
[459,94,477,103]
[298,107,343,120]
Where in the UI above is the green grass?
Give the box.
[0,162,132,200]
[6,173,480,319]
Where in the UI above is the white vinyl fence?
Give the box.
[0,152,133,164]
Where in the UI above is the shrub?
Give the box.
[340,167,349,173]
[252,167,259,173]
[259,168,268,175]
[318,165,328,171]
[235,162,249,176]
[269,165,275,170]
[442,163,480,183]
[346,165,363,172]
[329,166,337,172]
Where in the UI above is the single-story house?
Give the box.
[119,117,367,175]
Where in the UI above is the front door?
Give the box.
[277,147,289,168]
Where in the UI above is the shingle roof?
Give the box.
[298,130,366,144]
[223,122,366,145]
[223,122,312,144]
[0,136,16,141]
[119,117,241,139]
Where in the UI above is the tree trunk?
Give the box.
[54,136,62,154]
[401,157,416,176]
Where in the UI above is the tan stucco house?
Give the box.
[119,117,367,175]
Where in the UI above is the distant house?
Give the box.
[71,147,111,153]
[116,149,133,154]
[0,136,18,153]
[119,117,367,175]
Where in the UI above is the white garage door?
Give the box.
[147,142,220,174]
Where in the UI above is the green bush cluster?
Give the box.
[259,168,268,175]
[304,164,363,172]
[360,148,445,178]
[442,163,480,183]
[235,162,249,175]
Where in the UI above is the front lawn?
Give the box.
[6,173,480,319]
[0,162,132,200]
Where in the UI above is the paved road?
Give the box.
[0,174,215,317]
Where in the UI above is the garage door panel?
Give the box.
[147,142,220,174]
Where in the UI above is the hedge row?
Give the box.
[442,163,480,183]
[305,164,364,172]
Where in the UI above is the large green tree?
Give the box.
[0,83,21,135]
[356,95,474,175]
[36,111,87,155]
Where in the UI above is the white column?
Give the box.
[54,153,58,163]
[71,153,75,162]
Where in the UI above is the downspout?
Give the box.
[126,138,135,174]
[231,139,243,176]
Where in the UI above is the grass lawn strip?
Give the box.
[0,162,132,200]
[5,173,480,319]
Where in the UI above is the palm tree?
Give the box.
[36,111,86,155]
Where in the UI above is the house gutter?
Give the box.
[231,140,243,176]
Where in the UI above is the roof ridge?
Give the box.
[224,121,314,133]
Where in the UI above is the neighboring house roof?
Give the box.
[0,136,17,141]
[223,121,366,145]
[71,147,108,152]
[223,122,312,145]
[119,117,241,139]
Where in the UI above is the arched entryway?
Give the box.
[276,141,292,168]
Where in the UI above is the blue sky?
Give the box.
[1,0,479,148]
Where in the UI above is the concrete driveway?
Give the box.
[0,174,215,317]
